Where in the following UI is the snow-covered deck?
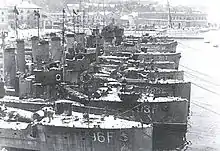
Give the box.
[140,41,177,45]
[124,67,182,73]
[122,78,186,84]
[135,52,181,55]
[40,111,152,129]
[0,121,29,130]
[93,87,187,103]
[139,94,187,103]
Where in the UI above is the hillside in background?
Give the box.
[32,0,66,12]
[30,0,207,15]
[31,0,88,12]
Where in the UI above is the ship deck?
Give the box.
[124,67,182,72]
[140,41,177,45]
[135,52,181,55]
[40,111,152,129]
[93,88,187,103]
[0,120,29,130]
[120,78,187,84]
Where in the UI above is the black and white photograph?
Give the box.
[0,0,219,150]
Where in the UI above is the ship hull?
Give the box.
[0,95,189,125]
[0,82,5,98]
[0,122,187,151]
[123,80,191,102]
[140,41,177,53]
[0,124,153,151]
[134,52,181,70]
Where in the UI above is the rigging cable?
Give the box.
[184,71,220,87]
[116,101,146,117]
[185,75,220,95]
[115,76,220,120]
[191,100,220,116]
[190,82,220,97]
[177,40,220,114]
[180,64,211,78]
[177,41,201,52]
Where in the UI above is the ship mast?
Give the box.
[167,0,172,28]
[82,9,86,48]
[73,10,76,33]
[1,31,6,82]
[34,10,40,38]
[62,8,66,81]
[102,0,105,28]
[95,25,99,63]
[66,4,76,33]
[13,6,19,39]
[72,9,76,55]
[78,0,82,33]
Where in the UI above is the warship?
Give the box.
[123,35,178,53]
[0,102,153,151]
[100,27,190,103]
[0,13,190,150]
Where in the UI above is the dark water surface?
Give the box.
[178,30,220,150]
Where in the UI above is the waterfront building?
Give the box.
[7,0,42,29]
[0,5,8,31]
[136,11,208,28]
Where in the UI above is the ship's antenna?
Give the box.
[13,6,19,39]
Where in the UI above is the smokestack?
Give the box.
[19,76,32,98]
[95,31,100,63]
[51,37,62,61]
[4,47,16,88]
[49,32,56,38]
[96,44,100,63]
[16,39,25,73]
[37,40,50,63]
[66,34,75,51]
[31,36,39,63]
[43,40,50,62]
[75,33,85,48]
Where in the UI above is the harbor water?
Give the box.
[178,30,220,150]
